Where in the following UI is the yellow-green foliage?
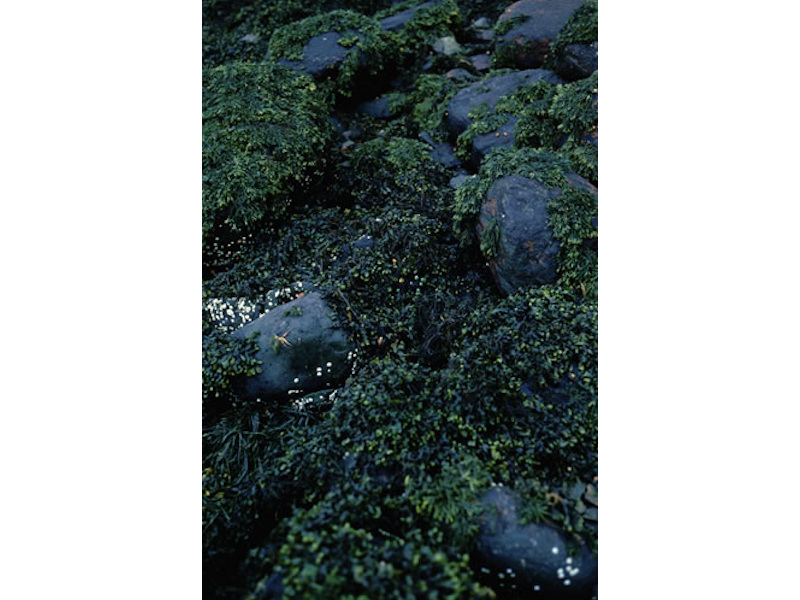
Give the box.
[202,61,333,250]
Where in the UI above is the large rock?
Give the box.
[378,0,438,31]
[273,30,365,80]
[475,487,598,598]
[476,174,562,293]
[495,0,585,69]
[445,69,563,137]
[230,291,354,400]
[553,41,597,81]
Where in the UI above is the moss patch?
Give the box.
[202,61,334,259]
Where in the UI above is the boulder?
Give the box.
[468,115,518,168]
[475,486,598,598]
[274,30,364,81]
[477,174,560,293]
[378,0,439,31]
[230,291,354,400]
[445,69,563,137]
[553,41,598,82]
[495,0,585,69]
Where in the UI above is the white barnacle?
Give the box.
[557,568,564,579]
[551,547,559,555]
[293,377,300,383]
[533,584,541,592]
[326,361,332,367]
[566,557,573,565]
[564,579,571,586]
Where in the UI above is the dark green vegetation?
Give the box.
[204,2,597,599]
[202,62,334,258]
[456,71,598,184]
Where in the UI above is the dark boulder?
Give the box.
[378,0,439,31]
[445,69,563,137]
[553,41,598,81]
[475,486,598,598]
[468,115,518,168]
[274,30,364,81]
[230,291,354,400]
[476,174,561,293]
[495,0,585,69]
[354,96,395,119]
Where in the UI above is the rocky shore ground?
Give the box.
[203,1,598,598]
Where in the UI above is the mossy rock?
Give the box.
[454,147,597,298]
[202,61,334,257]
[546,0,598,81]
[492,0,585,69]
[265,9,394,99]
[376,0,463,57]
[455,70,598,183]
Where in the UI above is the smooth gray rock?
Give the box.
[230,291,354,400]
[477,174,561,293]
[433,36,463,55]
[469,115,518,168]
[475,487,597,598]
[495,0,585,69]
[378,0,438,31]
[445,69,562,137]
[476,172,597,294]
[273,30,364,80]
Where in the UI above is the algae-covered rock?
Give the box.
[202,61,333,253]
[445,69,563,138]
[547,0,598,82]
[265,10,393,99]
[455,147,597,298]
[231,291,354,400]
[494,0,585,69]
[477,174,562,292]
[376,0,462,56]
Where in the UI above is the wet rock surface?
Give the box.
[273,30,364,80]
[495,0,586,69]
[475,487,598,599]
[553,41,598,81]
[446,69,563,137]
[477,174,561,293]
[230,291,354,400]
[378,0,439,31]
